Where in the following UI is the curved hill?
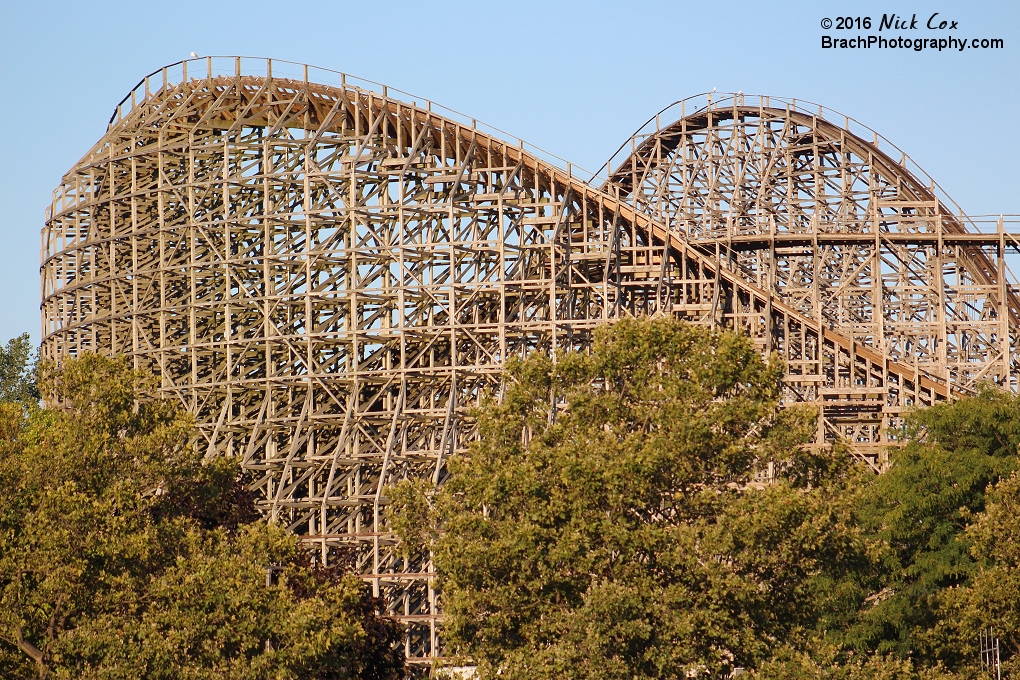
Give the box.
[39,58,1019,664]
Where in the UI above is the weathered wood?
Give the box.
[40,58,1018,664]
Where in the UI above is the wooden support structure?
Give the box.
[602,93,1020,468]
[39,59,1020,664]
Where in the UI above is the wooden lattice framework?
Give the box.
[39,58,1020,664]
[601,94,1020,465]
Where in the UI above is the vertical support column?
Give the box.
[188,125,198,409]
[999,216,1009,388]
[936,213,949,387]
[130,145,139,369]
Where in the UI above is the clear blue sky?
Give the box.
[2,0,1017,344]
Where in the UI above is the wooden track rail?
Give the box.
[604,95,1020,396]
[39,59,1019,663]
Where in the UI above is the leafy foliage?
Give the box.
[747,644,941,680]
[0,333,39,405]
[390,319,1020,679]
[934,467,1020,677]
[839,387,1020,664]
[7,322,1020,678]
[741,386,1020,678]
[392,318,858,679]
[0,354,403,679]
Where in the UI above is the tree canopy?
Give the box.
[390,318,1020,680]
[0,333,38,405]
[6,319,1020,679]
[0,352,403,679]
[753,387,1020,679]
[839,386,1020,664]
[391,318,860,678]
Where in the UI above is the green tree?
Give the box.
[840,387,1020,666]
[0,354,404,679]
[936,467,1020,676]
[392,318,857,679]
[0,333,39,405]
[747,644,947,680]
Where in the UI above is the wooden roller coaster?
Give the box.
[40,57,1020,663]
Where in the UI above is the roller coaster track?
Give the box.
[602,94,1020,368]
[39,58,1020,663]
